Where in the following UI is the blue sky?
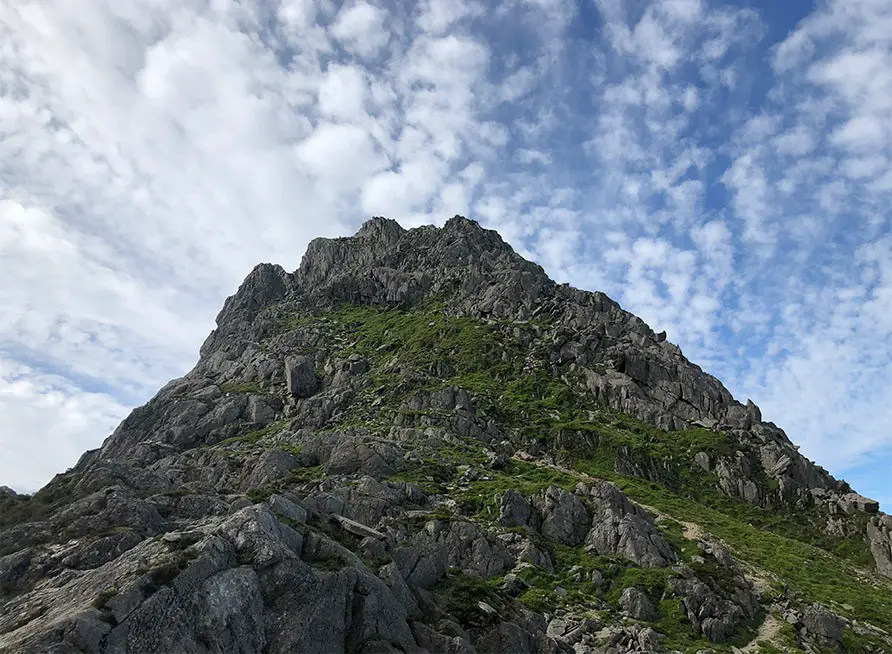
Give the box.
[1,0,890,510]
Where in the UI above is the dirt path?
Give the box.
[633,500,706,541]
[739,612,785,652]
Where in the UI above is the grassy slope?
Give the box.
[296,304,892,642]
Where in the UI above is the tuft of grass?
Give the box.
[286,465,325,485]
[517,586,555,613]
[280,444,303,457]
[247,488,274,503]
[91,589,117,611]
[451,460,577,520]
[309,553,349,572]
[433,572,505,628]
[219,381,264,394]
[142,550,199,594]
[605,566,672,605]
[841,625,890,653]
[387,460,457,495]
[162,488,192,498]
[216,421,286,448]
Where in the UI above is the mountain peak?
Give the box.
[2,217,891,654]
[443,213,483,230]
[356,215,405,242]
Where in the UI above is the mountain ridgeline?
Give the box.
[2,216,892,653]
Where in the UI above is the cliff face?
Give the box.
[2,216,891,653]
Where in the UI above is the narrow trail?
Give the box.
[513,453,708,543]
[634,499,705,541]
[739,612,785,653]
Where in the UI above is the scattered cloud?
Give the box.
[1,0,891,504]
[331,2,391,58]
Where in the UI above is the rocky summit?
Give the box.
[2,215,892,654]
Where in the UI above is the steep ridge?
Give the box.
[1,216,891,653]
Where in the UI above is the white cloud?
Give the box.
[278,0,319,30]
[774,125,816,156]
[832,114,885,151]
[0,199,204,396]
[716,0,892,473]
[416,0,482,35]
[516,149,552,165]
[318,64,369,121]
[296,122,389,188]
[331,1,390,58]
[691,219,733,262]
[361,153,449,215]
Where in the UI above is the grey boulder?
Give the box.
[619,587,657,621]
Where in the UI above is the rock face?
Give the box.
[868,514,892,578]
[802,604,844,642]
[1,216,891,654]
[581,481,675,568]
[532,486,591,546]
[284,356,318,398]
[619,587,657,621]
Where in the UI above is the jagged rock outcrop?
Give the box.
[619,587,657,621]
[2,216,891,654]
[801,604,845,650]
[667,559,758,643]
[285,356,318,399]
[868,514,892,578]
[581,481,675,568]
[499,491,535,532]
[532,486,591,546]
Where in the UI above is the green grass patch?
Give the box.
[841,625,890,653]
[606,566,672,604]
[299,304,873,565]
[219,381,264,394]
[308,553,350,572]
[286,465,325,485]
[278,303,565,428]
[517,586,555,613]
[143,550,200,593]
[216,421,286,447]
[91,588,118,611]
[246,488,274,503]
[386,461,457,495]
[657,518,700,561]
[552,416,871,569]
[433,572,505,628]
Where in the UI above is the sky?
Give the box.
[1,0,890,509]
